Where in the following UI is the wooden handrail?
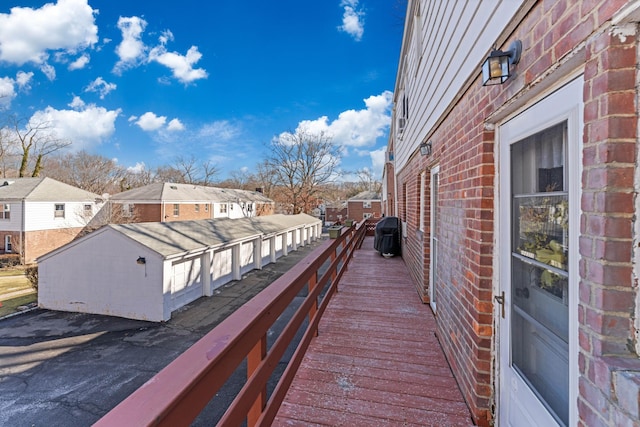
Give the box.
[96,219,370,427]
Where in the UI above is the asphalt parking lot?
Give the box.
[0,238,323,427]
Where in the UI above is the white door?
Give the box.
[498,77,581,427]
[429,165,439,312]
[171,257,203,310]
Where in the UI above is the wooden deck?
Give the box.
[273,237,474,426]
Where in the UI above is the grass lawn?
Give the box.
[0,274,31,295]
[0,268,25,277]
[0,292,36,318]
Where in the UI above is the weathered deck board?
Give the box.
[273,237,473,426]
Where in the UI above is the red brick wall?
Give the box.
[326,207,347,223]
[394,1,637,425]
[24,228,85,263]
[578,26,640,427]
[347,201,382,220]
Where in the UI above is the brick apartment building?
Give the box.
[347,191,382,221]
[388,1,640,426]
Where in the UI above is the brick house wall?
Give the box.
[347,200,382,221]
[24,228,85,264]
[325,206,347,224]
[392,0,640,425]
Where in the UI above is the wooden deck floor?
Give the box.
[273,237,474,426]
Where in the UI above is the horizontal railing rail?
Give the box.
[96,219,371,427]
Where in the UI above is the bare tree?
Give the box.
[8,116,72,177]
[43,151,126,194]
[355,168,382,194]
[156,155,219,185]
[265,129,341,214]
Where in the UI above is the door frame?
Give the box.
[496,76,582,426]
[429,165,440,312]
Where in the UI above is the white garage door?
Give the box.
[171,257,203,311]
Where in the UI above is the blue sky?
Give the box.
[0,0,405,180]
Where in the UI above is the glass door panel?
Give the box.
[510,121,569,426]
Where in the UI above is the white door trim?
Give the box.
[496,76,582,427]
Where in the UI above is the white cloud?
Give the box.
[197,120,240,141]
[135,112,166,131]
[113,16,147,73]
[127,162,146,173]
[28,101,120,149]
[370,147,386,177]
[15,71,33,89]
[289,90,392,148]
[85,77,117,99]
[0,71,35,109]
[40,63,56,81]
[0,0,98,66]
[68,96,85,109]
[338,0,365,41]
[167,118,185,131]
[149,44,208,84]
[0,77,16,110]
[69,54,90,70]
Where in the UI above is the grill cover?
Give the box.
[374,216,401,256]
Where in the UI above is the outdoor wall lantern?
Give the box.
[419,141,432,156]
[136,256,146,265]
[482,40,522,86]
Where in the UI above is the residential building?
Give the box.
[38,214,321,321]
[388,1,640,426]
[109,182,275,223]
[324,201,347,226]
[347,191,381,221]
[0,177,104,264]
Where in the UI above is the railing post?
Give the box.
[308,271,319,337]
[248,335,267,426]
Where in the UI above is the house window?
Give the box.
[0,204,9,220]
[173,204,179,216]
[83,204,92,217]
[54,204,65,218]
[363,213,373,219]
[122,203,134,217]
[363,201,371,209]
[220,204,227,213]
[205,204,209,212]
[195,204,200,213]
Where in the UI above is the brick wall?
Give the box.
[347,201,382,221]
[393,1,638,425]
[25,228,84,263]
[578,25,640,427]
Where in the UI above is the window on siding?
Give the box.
[54,204,65,218]
[173,204,179,216]
[122,203,134,217]
[83,204,92,217]
[220,203,227,213]
[363,201,371,209]
[363,213,373,219]
[195,204,200,213]
[0,204,9,220]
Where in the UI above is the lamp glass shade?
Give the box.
[482,52,511,85]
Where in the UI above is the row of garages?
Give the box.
[38,214,322,321]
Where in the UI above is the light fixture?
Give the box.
[419,141,432,156]
[482,40,522,86]
[136,256,146,265]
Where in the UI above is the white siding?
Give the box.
[38,229,165,322]
[0,201,22,232]
[394,0,525,172]
[24,201,102,231]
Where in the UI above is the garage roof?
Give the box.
[107,213,319,257]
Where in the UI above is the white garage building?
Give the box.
[38,214,322,322]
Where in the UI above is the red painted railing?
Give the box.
[96,219,369,427]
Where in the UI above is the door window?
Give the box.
[510,121,569,425]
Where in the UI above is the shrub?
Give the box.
[0,254,20,268]
[25,265,38,291]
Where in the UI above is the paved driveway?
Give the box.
[0,240,321,427]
